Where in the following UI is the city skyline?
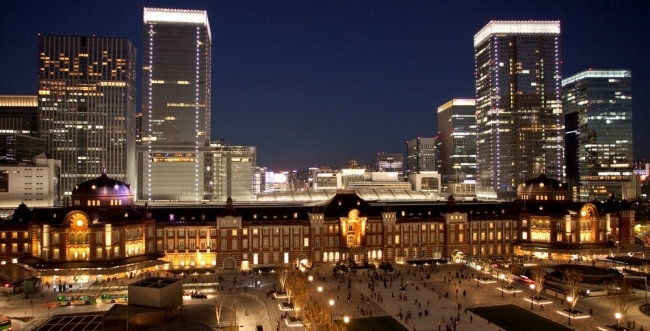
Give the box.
[1,0,649,171]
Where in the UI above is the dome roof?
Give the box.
[72,173,133,198]
[517,174,567,195]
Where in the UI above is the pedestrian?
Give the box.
[470,315,473,323]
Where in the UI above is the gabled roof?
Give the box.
[218,198,241,218]
[318,190,381,218]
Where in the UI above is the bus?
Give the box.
[98,292,128,304]
[56,294,98,306]
[0,316,11,331]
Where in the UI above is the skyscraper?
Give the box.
[436,99,476,181]
[376,152,403,174]
[139,8,211,201]
[0,95,44,164]
[204,142,256,202]
[563,70,633,201]
[38,35,136,201]
[406,137,436,175]
[474,21,563,198]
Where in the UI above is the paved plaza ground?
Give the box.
[3,259,650,330]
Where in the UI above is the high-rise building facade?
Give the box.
[376,152,403,174]
[406,137,436,175]
[474,21,563,197]
[563,70,633,201]
[38,35,137,200]
[437,99,477,181]
[345,158,359,169]
[204,143,256,202]
[0,95,44,164]
[140,8,212,202]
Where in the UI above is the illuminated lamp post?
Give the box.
[615,312,621,330]
[499,274,505,297]
[329,299,335,323]
[567,296,573,325]
[318,286,323,302]
[344,316,350,324]
[530,284,535,309]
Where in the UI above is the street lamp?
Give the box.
[476,265,482,287]
[499,274,505,297]
[308,275,314,282]
[530,284,535,310]
[615,312,621,330]
[567,296,573,325]
[329,299,335,323]
[344,316,350,324]
[318,286,323,302]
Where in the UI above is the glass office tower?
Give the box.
[376,153,403,174]
[406,137,436,175]
[140,8,211,201]
[0,95,44,164]
[204,143,256,202]
[38,36,136,202]
[563,70,633,201]
[437,99,476,182]
[474,21,563,198]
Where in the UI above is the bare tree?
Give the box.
[214,296,225,327]
[504,266,515,288]
[481,262,492,279]
[563,269,583,311]
[530,267,547,299]
[230,299,241,327]
[607,278,634,324]
[277,266,290,293]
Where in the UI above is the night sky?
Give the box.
[1,1,648,171]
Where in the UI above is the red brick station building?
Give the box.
[0,173,636,287]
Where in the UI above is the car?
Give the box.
[191,293,208,299]
[518,275,535,284]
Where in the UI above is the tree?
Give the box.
[277,266,290,293]
[563,269,583,311]
[481,262,492,279]
[284,269,301,304]
[607,278,634,324]
[504,266,515,288]
[214,296,225,327]
[530,267,547,299]
[301,299,346,331]
[290,273,310,318]
[230,299,241,327]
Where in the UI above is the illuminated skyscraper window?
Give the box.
[436,99,476,181]
[474,21,563,197]
[139,8,212,202]
[38,36,137,202]
[563,69,633,201]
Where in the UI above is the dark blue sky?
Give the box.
[1,1,648,170]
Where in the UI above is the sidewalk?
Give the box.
[354,278,502,331]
